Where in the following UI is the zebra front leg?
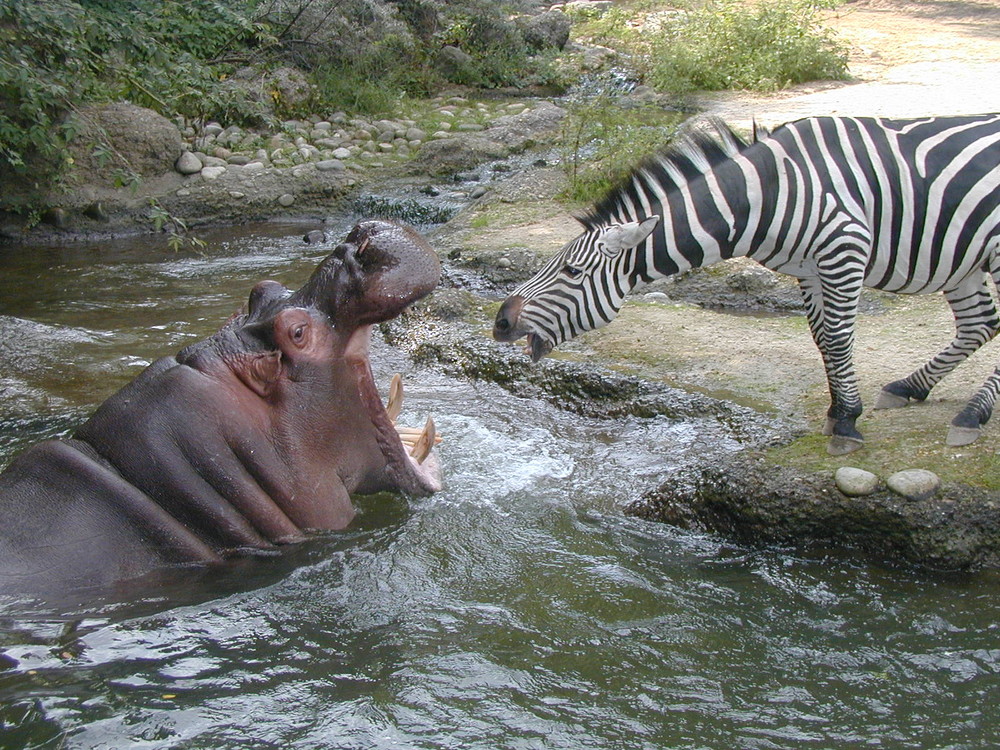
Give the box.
[798,273,864,455]
[875,275,1000,413]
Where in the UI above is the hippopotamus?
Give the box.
[0,220,442,596]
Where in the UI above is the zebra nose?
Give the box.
[493,296,524,341]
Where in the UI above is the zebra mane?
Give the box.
[578,117,754,231]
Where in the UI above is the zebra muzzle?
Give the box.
[525,333,553,362]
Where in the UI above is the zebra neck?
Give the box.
[648,146,778,282]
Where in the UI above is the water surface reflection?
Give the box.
[1,225,998,749]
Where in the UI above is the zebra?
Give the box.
[493,114,1000,455]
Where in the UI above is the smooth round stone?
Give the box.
[834,467,879,497]
[315,159,344,171]
[175,151,202,175]
[886,469,941,501]
[277,193,295,207]
[200,166,226,180]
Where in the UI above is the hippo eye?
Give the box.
[563,264,584,279]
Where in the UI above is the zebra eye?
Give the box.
[563,264,584,279]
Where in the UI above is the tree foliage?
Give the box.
[0,0,267,178]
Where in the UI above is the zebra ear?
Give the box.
[597,216,660,257]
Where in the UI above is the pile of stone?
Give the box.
[172,97,533,180]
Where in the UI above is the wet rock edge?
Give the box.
[386,309,1000,572]
[628,452,1000,571]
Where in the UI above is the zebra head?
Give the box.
[493,216,660,361]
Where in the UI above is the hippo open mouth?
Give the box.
[345,324,442,496]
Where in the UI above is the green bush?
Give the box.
[437,5,535,88]
[644,0,849,94]
[560,96,687,204]
[309,32,436,115]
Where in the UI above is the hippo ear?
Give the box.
[273,308,315,355]
[234,351,282,398]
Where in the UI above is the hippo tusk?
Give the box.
[387,373,403,423]
[397,427,443,446]
[388,374,441,459]
[408,417,436,465]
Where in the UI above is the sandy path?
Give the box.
[695,0,1000,129]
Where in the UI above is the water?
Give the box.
[2,224,999,749]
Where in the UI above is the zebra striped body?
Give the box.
[494,114,1000,454]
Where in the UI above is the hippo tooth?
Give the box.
[387,373,403,423]
[410,417,436,465]
[397,426,443,445]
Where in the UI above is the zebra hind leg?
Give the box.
[875,278,999,411]
[874,274,999,445]
[948,260,1000,446]
[948,369,1000,446]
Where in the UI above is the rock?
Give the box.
[175,151,203,175]
[278,193,295,207]
[82,202,108,222]
[69,103,184,181]
[564,0,614,16]
[240,161,267,173]
[332,148,352,159]
[42,207,69,229]
[411,102,566,176]
[226,66,314,116]
[437,45,475,80]
[200,166,227,180]
[303,230,326,244]
[835,467,879,497]
[626,454,1000,571]
[887,469,941,501]
[518,10,572,50]
[727,265,778,292]
[481,101,568,151]
[411,135,508,175]
[315,160,345,172]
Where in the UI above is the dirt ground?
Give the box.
[481,0,1000,483]
[697,0,1000,129]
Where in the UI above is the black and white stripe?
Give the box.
[494,114,1000,453]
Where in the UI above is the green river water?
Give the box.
[0,221,998,749]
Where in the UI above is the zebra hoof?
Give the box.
[827,435,864,455]
[946,425,981,447]
[873,389,910,410]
